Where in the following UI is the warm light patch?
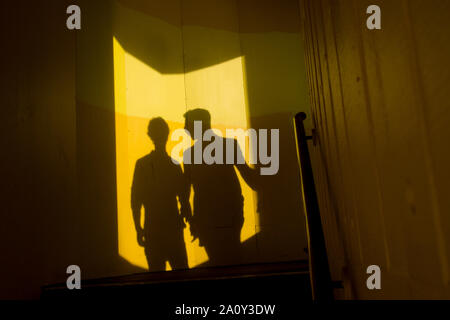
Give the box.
[113,33,257,270]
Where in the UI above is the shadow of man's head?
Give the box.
[147,117,170,150]
[183,108,211,139]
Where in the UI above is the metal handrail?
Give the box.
[294,112,333,301]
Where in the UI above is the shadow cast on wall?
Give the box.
[131,117,189,271]
[114,0,309,270]
[76,0,310,278]
[131,111,262,270]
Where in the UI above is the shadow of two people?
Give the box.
[131,109,258,271]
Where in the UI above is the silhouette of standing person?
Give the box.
[131,117,191,271]
[183,109,257,266]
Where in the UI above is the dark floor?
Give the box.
[41,261,311,317]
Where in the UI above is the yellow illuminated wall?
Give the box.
[113,0,309,271]
[0,0,310,300]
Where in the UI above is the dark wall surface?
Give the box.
[299,0,450,299]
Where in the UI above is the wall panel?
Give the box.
[299,0,450,299]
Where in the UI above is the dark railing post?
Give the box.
[294,112,333,301]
